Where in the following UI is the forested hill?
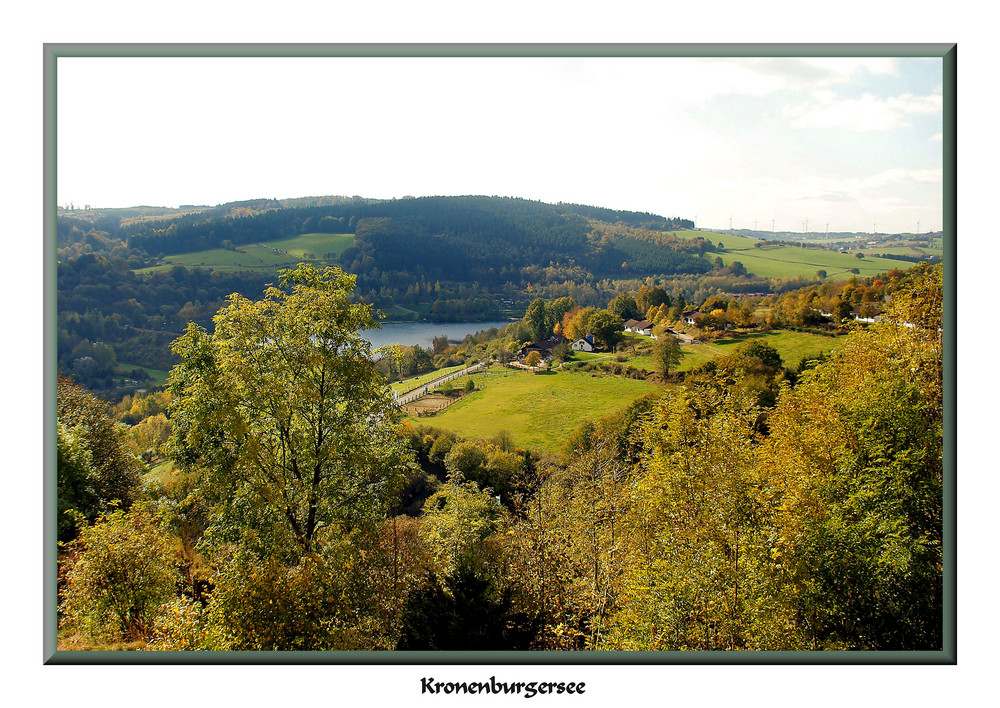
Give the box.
[121,195,700,280]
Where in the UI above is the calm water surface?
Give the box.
[362,320,514,350]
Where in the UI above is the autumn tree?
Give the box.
[562,306,596,342]
[651,335,683,377]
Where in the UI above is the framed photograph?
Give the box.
[45,44,954,670]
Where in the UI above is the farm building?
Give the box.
[682,309,701,325]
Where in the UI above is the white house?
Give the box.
[571,334,595,352]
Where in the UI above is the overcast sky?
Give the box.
[57,54,943,234]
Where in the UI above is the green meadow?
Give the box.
[621,329,843,373]
[135,232,355,274]
[414,329,845,454]
[409,367,659,455]
[675,230,916,279]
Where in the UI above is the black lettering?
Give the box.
[421,677,437,694]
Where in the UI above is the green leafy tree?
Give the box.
[57,377,143,541]
[396,554,539,650]
[419,475,502,577]
[545,297,577,335]
[608,292,639,321]
[587,310,624,350]
[524,297,548,341]
[167,264,411,558]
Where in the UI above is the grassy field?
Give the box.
[617,329,843,373]
[407,366,659,454]
[119,362,171,386]
[390,364,470,394]
[858,244,943,258]
[145,459,178,486]
[676,230,911,279]
[135,232,354,274]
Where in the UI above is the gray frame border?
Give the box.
[44,42,956,666]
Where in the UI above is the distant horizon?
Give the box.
[55,192,941,237]
[57,55,943,235]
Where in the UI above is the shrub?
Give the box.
[60,503,180,643]
[147,596,214,651]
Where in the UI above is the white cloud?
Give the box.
[887,93,943,114]
[855,168,942,189]
[786,91,942,132]
[799,57,900,80]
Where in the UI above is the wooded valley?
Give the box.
[54,196,944,652]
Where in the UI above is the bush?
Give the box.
[60,503,180,644]
[147,596,214,651]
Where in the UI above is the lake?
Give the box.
[362,320,515,350]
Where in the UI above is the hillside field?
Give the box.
[416,328,845,454]
[135,232,354,274]
[625,329,845,372]
[676,230,914,279]
[407,366,659,455]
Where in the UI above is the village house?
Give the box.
[682,309,701,326]
[851,306,883,324]
[624,319,655,336]
[517,334,565,362]
[571,334,595,352]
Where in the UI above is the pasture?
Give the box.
[134,232,355,274]
[675,230,912,279]
[622,328,844,373]
[406,366,659,455]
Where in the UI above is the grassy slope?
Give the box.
[624,329,843,373]
[410,367,658,455]
[676,230,911,279]
[118,363,171,386]
[135,233,354,274]
[416,329,844,454]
